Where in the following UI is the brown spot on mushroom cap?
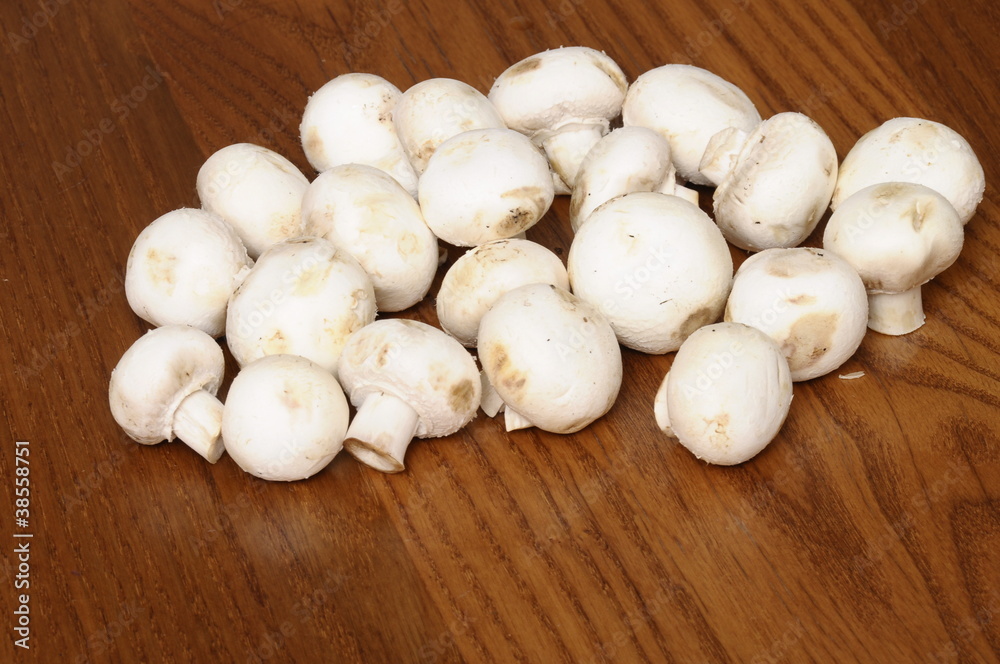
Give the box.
[780,311,838,372]
[502,185,544,201]
[586,52,627,91]
[679,306,716,340]
[295,261,335,296]
[873,183,907,204]
[448,379,477,414]
[304,126,325,163]
[488,342,528,397]
[145,248,178,291]
[908,200,932,231]
[499,208,532,234]
[788,294,817,306]
[507,57,542,77]
[263,329,289,354]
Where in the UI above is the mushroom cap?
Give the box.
[622,64,761,185]
[724,247,868,381]
[109,325,224,445]
[337,319,481,438]
[569,126,675,231]
[394,78,505,175]
[196,143,309,258]
[226,237,376,375]
[832,117,985,224]
[125,208,251,337]
[568,192,734,353]
[713,112,838,251]
[488,47,627,140]
[300,163,438,312]
[299,73,418,196]
[436,238,569,346]
[660,322,793,465]
[478,283,622,434]
[823,182,964,294]
[418,128,555,246]
[222,354,349,481]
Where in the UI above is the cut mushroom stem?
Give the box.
[504,407,534,432]
[171,390,225,463]
[479,371,505,418]
[868,287,924,336]
[541,124,605,187]
[344,392,420,473]
[699,127,749,187]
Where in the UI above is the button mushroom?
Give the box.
[622,64,761,186]
[300,73,418,196]
[109,325,227,463]
[724,247,868,381]
[337,319,481,473]
[222,354,350,481]
[418,128,555,247]
[300,163,438,312]
[832,117,985,225]
[436,238,569,347]
[226,237,376,375]
[698,112,838,251]
[394,78,506,176]
[568,192,733,354]
[196,143,310,258]
[478,283,622,433]
[488,46,628,190]
[823,182,964,335]
[125,208,252,338]
[654,322,793,465]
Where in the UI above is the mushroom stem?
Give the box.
[699,127,749,186]
[653,372,675,437]
[503,407,534,432]
[868,287,925,335]
[541,125,606,188]
[479,371,505,418]
[172,390,225,463]
[344,392,420,473]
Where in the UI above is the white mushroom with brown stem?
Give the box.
[489,46,628,192]
[337,319,481,473]
[823,182,964,335]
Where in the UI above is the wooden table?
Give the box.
[2,0,998,661]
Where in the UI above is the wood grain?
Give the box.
[1,0,998,661]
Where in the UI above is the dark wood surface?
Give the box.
[2,0,999,661]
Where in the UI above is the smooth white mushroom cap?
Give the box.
[226,237,376,375]
[724,248,868,381]
[300,164,438,312]
[394,78,505,175]
[832,117,985,224]
[436,238,569,346]
[418,128,554,246]
[710,112,838,251]
[300,73,418,196]
[109,325,223,445]
[125,208,251,337]
[196,143,309,258]
[488,47,628,187]
[568,192,733,354]
[478,284,622,434]
[622,64,761,185]
[337,319,481,438]
[655,322,793,465]
[823,182,964,294]
[569,126,677,232]
[222,354,349,482]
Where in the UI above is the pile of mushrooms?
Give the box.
[109,46,985,480]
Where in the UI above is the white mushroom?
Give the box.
[700,112,838,251]
[622,64,761,185]
[436,238,569,347]
[568,192,733,354]
[832,117,985,225]
[222,354,349,481]
[337,319,481,473]
[196,143,310,258]
[226,237,376,375]
[488,47,628,189]
[125,208,252,337]
[478,283,621,433]
[394,78,505,175]
[570,126,699,232]
[418,128,554,246]
[109,325,226,463]
[300,73,418,196]
[300,163,438,312]
[654,322,793,465]
[724,247,868,381]
[823,182,964,335]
